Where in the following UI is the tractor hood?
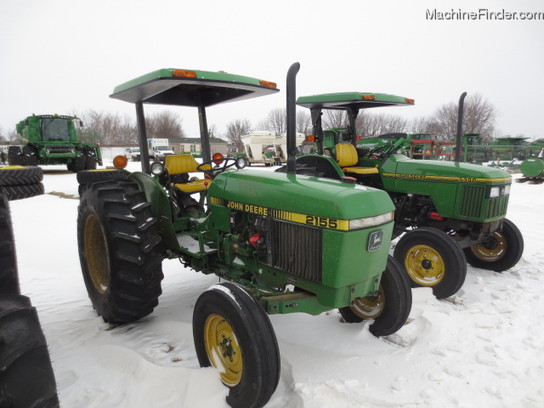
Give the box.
[382,154,511,185]
[208,169,395,223]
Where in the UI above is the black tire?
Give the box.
[394,228,467,299]
[22,146,38,166]
[339,255,412,336]
[1,183,45,201]
[0,166,43,186]
[0,294,60,408]
[83,148,97,170]
[0,194,19,294]
[7,147,24,166]
[77,180,164,324]
[76,169,129,185]
[193,283,280,408]
[464,218,524,272]
[71,155,87,173]
[76,169,129,196]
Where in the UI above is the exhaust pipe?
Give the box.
[455,92,467,163]
[286,62,300,174]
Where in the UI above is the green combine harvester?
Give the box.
[75,64,412,408]
[295,91,524,299]
[10,114,102,172]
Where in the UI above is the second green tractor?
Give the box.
[296,92,524,299]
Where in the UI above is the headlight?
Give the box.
[349,211,394,230]
[489,185,511,198]
[150,162,164,176]
[489,186,500,198]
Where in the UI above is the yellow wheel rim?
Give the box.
[84,214,110,294]
[350,285,385,319]
[469,232,507,262]
[204,314,243,386]
[404,244,445,286]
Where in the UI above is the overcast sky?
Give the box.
[1,0,543,140]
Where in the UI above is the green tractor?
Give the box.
[296,92,524,299]
[10,114,102,172]
[75,64,412,408]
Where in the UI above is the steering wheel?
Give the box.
[196,156,244,177]
[366,145,392,160]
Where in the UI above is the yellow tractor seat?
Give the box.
[164,154,212,193]
[335,144,379,175]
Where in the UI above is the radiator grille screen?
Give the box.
[269,220,322,282]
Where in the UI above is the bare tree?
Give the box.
[322,110,347,130]
[0,126,6,142]
[259,108,286,136]
[78,110,137,145]
[146,111,184,140]
[428,93,497,142]
[356,112,408,137]
[296,109,312,135]
[225,118,252,151]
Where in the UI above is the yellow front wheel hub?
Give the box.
[204,314,243,386]
[469,232,507,262]
[404,244,445,286]
[350,285,385,319]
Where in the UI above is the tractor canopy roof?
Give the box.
[110,68,279,106]
[297,92,414,111]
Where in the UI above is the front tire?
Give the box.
[193,283,280,408]
[464,218,524,272]
[339,255,412,336]
[394,228,467,299]
[77,180,164,324]
[7,147,24,166]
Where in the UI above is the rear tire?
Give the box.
[193,283,280,408]
[76,169,128,196]
[0,193,59,407]
[394,228,467,299]
[339,255,412,336]
[77,180,164,324]
[464,219,524,272]
[0,295,60,408]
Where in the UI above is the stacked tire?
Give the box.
[0,170,59,407]
[0,166,44,201]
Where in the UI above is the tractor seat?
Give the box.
[164,154,212,193]
[335,144,379,175]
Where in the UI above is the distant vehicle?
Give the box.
[125,147,141,161]
[148,138,174,160]
[9,114,102,172]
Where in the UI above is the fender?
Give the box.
[128,171,180,253]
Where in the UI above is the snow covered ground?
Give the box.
[7,161,544,408]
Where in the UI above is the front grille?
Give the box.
[269,219,322,282]
[460,185,510,219]
[486,195,509,219]
[460,185,486,218]
[47,145,74,154]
